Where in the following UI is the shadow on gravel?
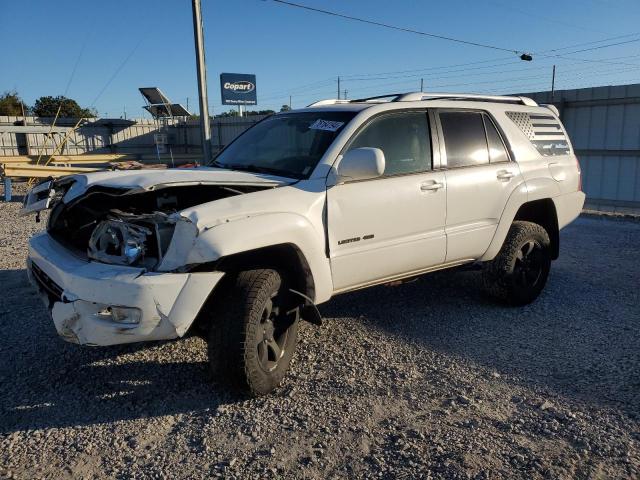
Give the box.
[0,269,245,434]
[322,219,640,418]
[1,218,638,433]
[0,195,26,204]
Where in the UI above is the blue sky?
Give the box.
[2,0,639,118]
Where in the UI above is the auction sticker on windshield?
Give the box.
[309,119,344,132]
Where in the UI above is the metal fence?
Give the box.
[0,115,265,158]
[520,83,640,212]
[3,86,639,212]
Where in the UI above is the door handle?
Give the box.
[496,170,515,181]
[420,181,444,192]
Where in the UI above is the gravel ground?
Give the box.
[1,182,639,479]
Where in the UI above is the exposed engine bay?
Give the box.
[46,183,270,270]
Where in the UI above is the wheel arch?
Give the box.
[513,199,559,259]
[214,243,316,301]
[190,243,318,333]
[481,195,560,262]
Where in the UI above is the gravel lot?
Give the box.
[1,182,639,479]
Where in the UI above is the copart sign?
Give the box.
[220,73,257,105]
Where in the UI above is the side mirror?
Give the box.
[337,147,385,182]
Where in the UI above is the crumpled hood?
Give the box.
[63,167,295,202]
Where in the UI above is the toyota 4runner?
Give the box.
[23,92,585,395]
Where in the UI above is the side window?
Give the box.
[483,114,509,163]
[439,111,489,168]
[346,112,431,176]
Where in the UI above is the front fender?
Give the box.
[182,213,332,303]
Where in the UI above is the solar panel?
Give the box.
[144,104,191,117]
[139,87,191,118]
[139,87,171,106]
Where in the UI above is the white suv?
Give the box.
[24,92,585,395]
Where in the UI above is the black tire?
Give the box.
[482,221,552,306]
[207,269,299,396]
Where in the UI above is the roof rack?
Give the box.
[398,92,538,106]
[306,99,352,107]
[307,92,538,107]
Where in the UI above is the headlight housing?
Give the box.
[88,219,150,266]
[87,211,176,269]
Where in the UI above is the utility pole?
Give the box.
[289,95,292,109]
[420,78,424,92]
[551,65,556,102]
[343,90,347,100]
[192,0,212,163]
[337,76,341,100]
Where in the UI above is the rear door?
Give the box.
[436,109,524,262]
[327,110,447,291]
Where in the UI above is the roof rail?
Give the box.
[306,99,352,107]
[349,93,405,103]
[396,92,538,106]
[307,94,404,107]
[308,92,538,107]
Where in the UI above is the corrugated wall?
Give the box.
[520,84,640,211]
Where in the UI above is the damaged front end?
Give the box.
[46,182,266,271]
[25,178,274,346]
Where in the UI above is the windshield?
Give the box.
[211,111,356,179]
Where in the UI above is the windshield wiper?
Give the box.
[210,160,230,169]
[218,163,303,179]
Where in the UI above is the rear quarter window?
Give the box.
[506,111,570,156]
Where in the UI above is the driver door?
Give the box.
[327,111,447,292]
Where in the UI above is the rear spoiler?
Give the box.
[541,104,560,117]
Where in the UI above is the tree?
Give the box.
[217,109,239,118]
[0,91,27,116]
[280,104,291,112]
[216,108,275,118]
[32,95,97,118]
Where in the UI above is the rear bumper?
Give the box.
[553,190,586,230]
[27,232,223,346]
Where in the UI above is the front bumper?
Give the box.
[27,232,224,346]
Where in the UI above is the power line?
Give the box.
[90,37,144,107]
[337,33,640,80]
[486,0,606,34]
[439,65,640,95]
[279,63,640,106]
[539,32,640,53]
[63,32,90,97]
[341,33,640,80]
[269,0,525,55]
[540,37,640,57]
[260,49,640,105]
[255,5,640,106]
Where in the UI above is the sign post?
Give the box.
[191,0,212,163]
